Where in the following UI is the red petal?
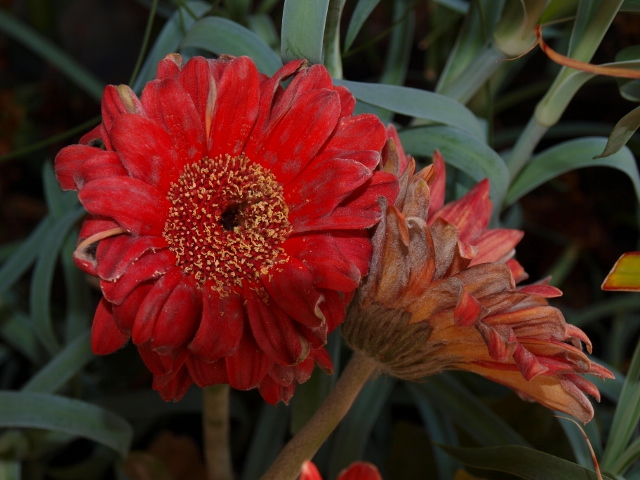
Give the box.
[140,78,206,170]
[434,179,492,243]
[131,269,183,345]
[318,289,350,332]
[339,462,382,480]
[476,323,517,361]
[153,366,193,402]
[262,258,325,329]
[55,145,108,190]
[513,344,548,380]
[79,124,102,145]
[225,333,271,390]
[110,114,179,191]
[335,85,356,117]
[208,56,260,158]
[91,299,130,355]
[518,284,563,298]
[101,85,144,150]
[245,285,303,365]
[316,114,386,167]
[339,170,399,214]
[188,288,244,362]
[247,89,341,185]
[454,288,486,326]
[74,150,128,189]
[96,235,167,281]
[300,461,322,480]
[74,216,119,275]
[472,228,524,265]
[269,64,333,121]
[78,176,168,236]
[100,249,175,305]
[258,374,296,405]
[292,206,382,232]
[286,158,373,223]
[186,356,228,387]
[428,150,446,215]
[285,234,364,291]
[112,283,153,333]
[179,56,216,138]
[151,276,202,352]
[155,53,182,79]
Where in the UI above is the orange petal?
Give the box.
[602,252,640,291]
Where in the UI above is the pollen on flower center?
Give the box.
[163,154,291,291]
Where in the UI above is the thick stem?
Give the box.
[203,385,233,480]
[261,352,379,480]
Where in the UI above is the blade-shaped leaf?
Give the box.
[439,444,612,480]
[0,392,132,459]
[241,403,289,480]
[398,126,509,207]
[181,16,283,75]
[281,0,329,64]
[596,106,640,158]
[336,80,485,141]
[133,1,211,91]
[327,376,395,478]
[414,374,530,447]
[22,330,93,393]
[30,206,87,355]
[506,137,640,206]
[344,0,381,52]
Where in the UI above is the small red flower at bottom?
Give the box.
[300,460,382,480]
[55,54,397,403]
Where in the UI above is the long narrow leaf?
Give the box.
[506,137,640,206]
[327,376,395,478]
[440,444,612,480]
[0,11,104,101]
[281,0,330,64]
[22,330,92,394]
[133,1,211,92]
[0,392,132,459]
[241,404,289,480]
[181,16,282,75]
[336,80,485,141]
[30,207,87,355]
[398,126,509,207]
[596,105,640,158]
[344,0,381,52]
[0,307,43,365]
[415,374,530,447]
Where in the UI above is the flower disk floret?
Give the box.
[55,54,398,403]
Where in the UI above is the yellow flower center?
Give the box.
[163,154,290,291]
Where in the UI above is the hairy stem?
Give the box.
[203,385,233,480]
[261,351,378,480]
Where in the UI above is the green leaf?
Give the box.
[602,338,640,471]
[398,126,509,207]
[335,80,485,141]
[0,300,43,365]
[506,137,640,206]
[614,46,640,102]
[557,414,602,467]
[344,0,381,52]
[0,11,104,102]
[327,376,395,478]
[0,460,20,480]
[378,0,415,87]
[281,0,330,64]
[0,392,132,459]
[439,444,612,480]
[62,231,92,342]
[0,216,53,297]
[181,16,283,75]
[595,106,640,158]
[407,384,460,480]
[247,14,280,50]
[30,207,87,355]
[133,1,211,92]
[241,404,289,480]
[22,330,93,394]
[414,374,530,447]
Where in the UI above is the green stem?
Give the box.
[203,385,233,480]
[437,42,505,104]
[323,0,346,79]
[505,116,548,181]
[261,352,378,480]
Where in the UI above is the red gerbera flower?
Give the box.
[300,460,382,480]
[55,54,397,403]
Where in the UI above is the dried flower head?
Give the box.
[343,126,613,423]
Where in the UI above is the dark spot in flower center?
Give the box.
[220,204,240,231]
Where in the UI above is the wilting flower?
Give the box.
[343,127,612,423]
[300,460,381,480]
[56,54,397,403]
